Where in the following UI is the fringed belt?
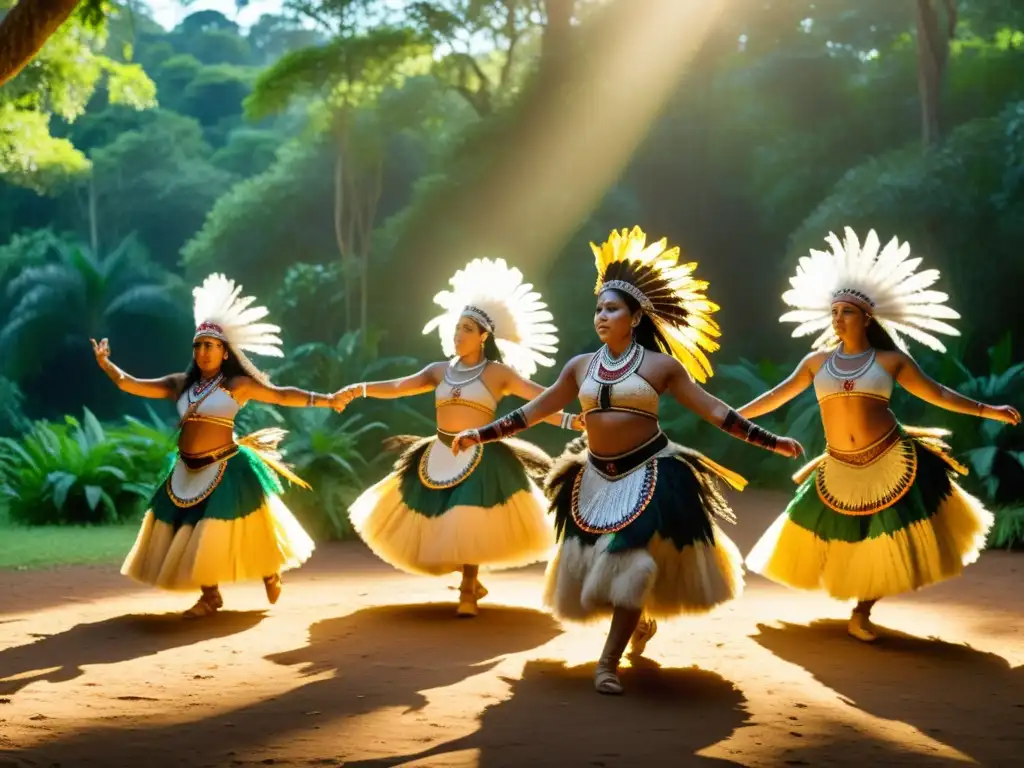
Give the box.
[587,431,668,480]
[571,432,668,534]
[179,442,238,470]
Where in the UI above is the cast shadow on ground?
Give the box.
[752,619,1024,766]
[342,655,750,767]
[0,610,265,696]
[4,602,561,766]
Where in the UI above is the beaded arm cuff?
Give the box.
[477,408,529,444]
[721,410,779,451]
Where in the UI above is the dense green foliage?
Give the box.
[0,1,1021,547]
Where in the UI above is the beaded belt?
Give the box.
[587,431,668,479]
[826,425,900,467]
[180,442,238,470]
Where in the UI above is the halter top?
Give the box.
[435,362,498,417]
[813,347,893,404]
[176,377,240,429]
[578,346,659,419]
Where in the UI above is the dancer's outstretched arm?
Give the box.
[497,363,584,431]
[894,354,1021,425]
[332,363,446,411]
[92,338,183,400]
[451,355,586,452]
[737,352,822,419]
[663,356,804,458]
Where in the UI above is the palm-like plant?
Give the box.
[660,358,825,487]
[0,234,188,378]
[0,407,175,526]
[272,328,434,434]
[235,404,387,539]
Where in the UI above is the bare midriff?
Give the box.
[436,403,497,435]
[178,421,235,456]
[819,396,897,452]
[583,411,661,457]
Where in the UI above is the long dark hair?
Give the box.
[181,340,269,395]
[866,316,898,352]
[465,317,504,363]
[603,288,668,355]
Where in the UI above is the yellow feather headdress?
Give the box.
[592,226,721,382]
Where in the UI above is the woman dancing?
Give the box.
[94,273,332,618]
[451,227,802,694]
[333,258,582,617]
[740,227,1020,641]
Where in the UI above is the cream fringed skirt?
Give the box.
[122,438,314,591]
[746,426,993,600]
[347,433,556,576]
[543,433,747,622]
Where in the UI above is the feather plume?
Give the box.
[192,273,283,358]
[781,227,960,353]
[422,258,558,377]
[592,226,721,382]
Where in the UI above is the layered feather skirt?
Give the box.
[543,432,747,622]
[347,431,556,576]
[122,430,315,590]
[746,425,993,600]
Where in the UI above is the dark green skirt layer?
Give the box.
[150,447,282,530]
[546,440,733,553]
[784,441,953,544]
[397,439,536,518]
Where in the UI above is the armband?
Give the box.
[721,410,779,451]
[477,408,529,443]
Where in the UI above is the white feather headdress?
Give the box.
[421,258,558,377]
[192,273,283,358]
[780,227,961,353]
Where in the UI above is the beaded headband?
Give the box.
[600,279,654,312]
[193,321,227,342]
[461,305,495,333]
[831,288,875,314]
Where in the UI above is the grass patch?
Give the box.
[0,509,138,570]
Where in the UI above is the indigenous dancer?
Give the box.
[740,227,1020,642]
[451,227,803,694]
[93,273,330,618]
[333,258,582,617]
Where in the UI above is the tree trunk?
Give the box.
[914,0,957,147]
[0,0,83,87]
[88,171,98,255]
[333,129,352,334]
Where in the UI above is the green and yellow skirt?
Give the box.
[122,430,315,591]
[347,431,556,576]
[746,425,993,600]
[543,432,748,622]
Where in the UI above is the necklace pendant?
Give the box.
[842,379,856,392]
[451,386,462,399]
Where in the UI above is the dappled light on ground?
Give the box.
[0,494,1020,766]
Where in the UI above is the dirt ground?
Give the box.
[0,490,1021,767]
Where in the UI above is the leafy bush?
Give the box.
[988,506,1024,550]
[235,404,387,539]
[0,376,28,437]
[0,407,175,526]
